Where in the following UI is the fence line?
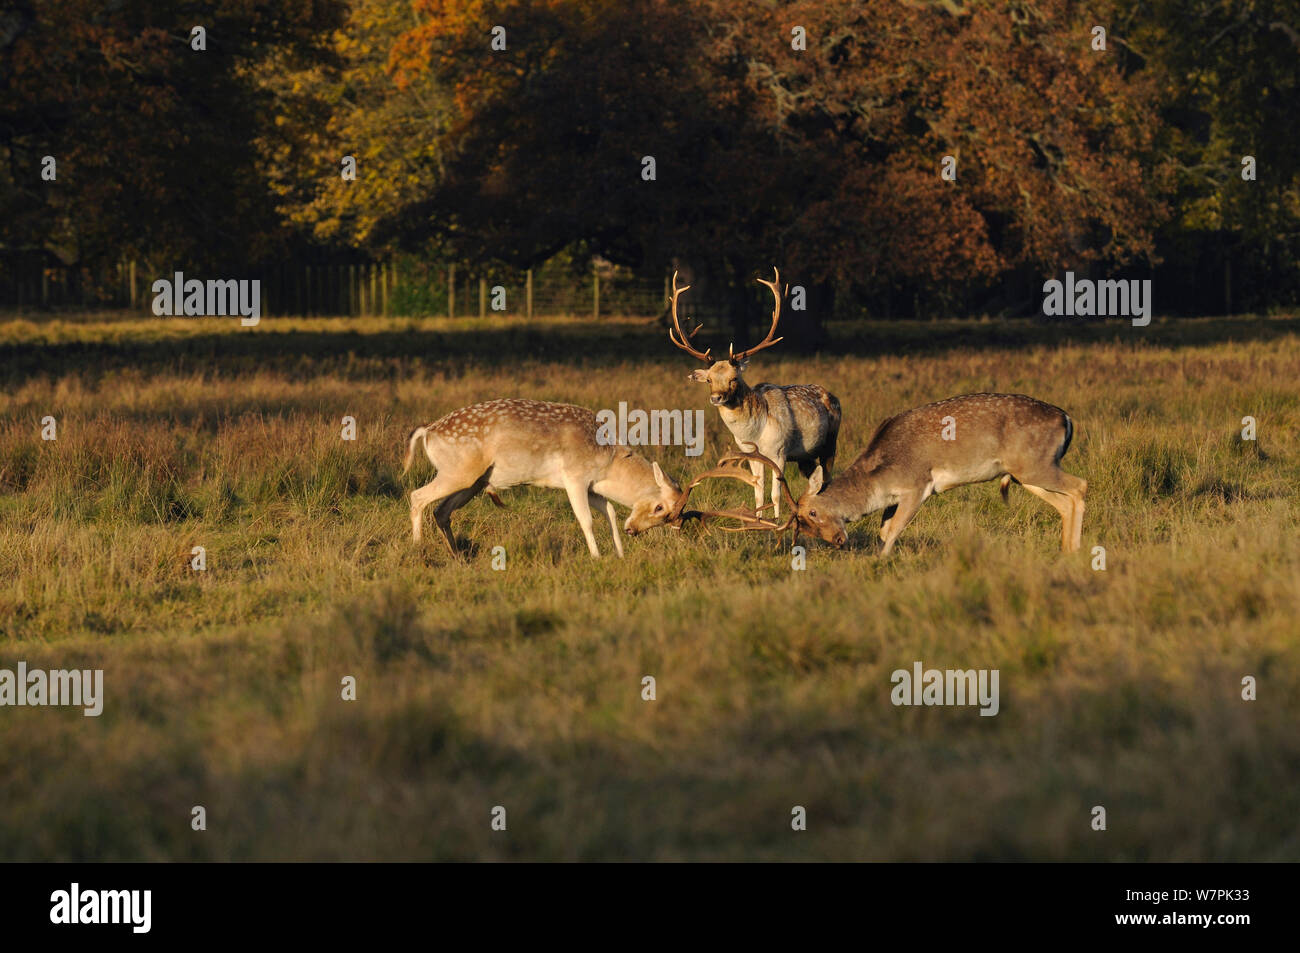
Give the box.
[0,260,685,319]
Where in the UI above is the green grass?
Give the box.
[1,311,1298,860]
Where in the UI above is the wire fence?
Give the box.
[0,257,704,320]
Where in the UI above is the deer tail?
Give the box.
[402,426,428,475]
[1000,474,1012,504]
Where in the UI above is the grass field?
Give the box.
[2,311,1298,861]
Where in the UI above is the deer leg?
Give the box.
[1017,482,1076,552]
[410,473,463,543]
[820,447,836,481]
[432,480,488,558]
[1018,468,1087,552]
[564,479,601,557]
[1056,473,1088,553]
[880,490,926,556]
[1071,480,1087,552]
[769,455,787,518]
[879,503,899,542]
[591,492,623,558]
[746,459,765,515]
[759,455,785,520]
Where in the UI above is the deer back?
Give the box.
[824,394,1071,509]
[426,399,614,485]
[755,383,841,454]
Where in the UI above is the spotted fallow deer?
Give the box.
[706,395,1086,556]
[402,399,688,558]
[669,267,841,518]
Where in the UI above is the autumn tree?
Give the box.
[289,0,1167,326]
[0,0,345,276]
[1119,0,1300,313]
[695,0,1170,315]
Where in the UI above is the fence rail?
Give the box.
[0,260,688,320]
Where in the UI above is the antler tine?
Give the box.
[730,266,785,363]
[668,450,804,550]
[709,510,788,532]
[665,457,763,525]
[667,270,712,364]
[717,446,800,514]
[704,508,800,554]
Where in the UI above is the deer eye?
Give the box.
[809,509,818,518]
[654,504,664,513]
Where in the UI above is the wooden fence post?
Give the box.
[593,268,600,320]
[479,277,487,318]
[448,264,455,318]
[526,269,533,318]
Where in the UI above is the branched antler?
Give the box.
[729,267,785,363]
[668,447,804,548]
[669,266,788,366]
[665,455,763,525]
[667,270,711,363]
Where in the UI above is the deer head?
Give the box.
[670,268,785,408]
[791,466,848,547]
[622,461,689,535]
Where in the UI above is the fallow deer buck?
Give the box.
[702,395,1087,556]
[402,399,689,558]
[669,267,841,518]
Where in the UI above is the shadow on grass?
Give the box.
[3,313,1299,386]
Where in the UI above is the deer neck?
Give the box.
[821,460,890,521]
[594,450,659,507]
[717,379,764,428]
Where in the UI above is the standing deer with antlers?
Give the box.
[669,267,841,518]
[690,395,1087,556]
[403,399,690,558]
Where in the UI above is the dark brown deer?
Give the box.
[668,267,841,518]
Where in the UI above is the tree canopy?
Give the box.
[5,0,1299,316]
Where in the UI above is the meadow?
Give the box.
[1,311,1298,861]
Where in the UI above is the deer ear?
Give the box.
[652,461,668,488]
[688,368,707,383]
[808,466,825,495]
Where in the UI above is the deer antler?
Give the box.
[669,447,803,548]
[665,455,763,525]
[667,270,712,364]
[729,267,785,363]
[718,447,800,514]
